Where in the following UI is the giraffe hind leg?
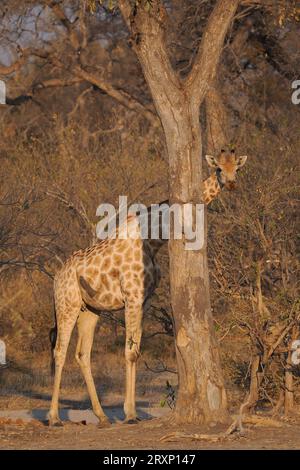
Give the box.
[75,309,111,427]
[48,304,80,426]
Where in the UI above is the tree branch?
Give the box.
[0,48,48,76]
[33,77,82,91]
[45,0,72,27]
[185,0,240,104]
[45,0,81,49]
[118,0,181,119]
[205,81,229,153]
[74,65,158,126]
[45,187,96,242]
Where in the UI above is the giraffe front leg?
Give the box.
[75,309,110,427]
[123,299,143,424]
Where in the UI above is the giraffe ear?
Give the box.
[205,155,219,168]
[236,155,247,168]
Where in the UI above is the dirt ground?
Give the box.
[1,356,300,450]
[1,413,300,450]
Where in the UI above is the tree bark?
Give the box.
[163,104,228,424]
[241,354,262,415]
[119,0,239,424]
[206,82,229,154]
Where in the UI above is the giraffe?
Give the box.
[203,149,247,203]
[48,148,247,427]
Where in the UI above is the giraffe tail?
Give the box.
[49,306,57,376]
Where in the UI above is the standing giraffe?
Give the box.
[48,149,247,426]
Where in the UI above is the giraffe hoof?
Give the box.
[98,417,111,428]
[123,417,140,425]
[48,419,64,427]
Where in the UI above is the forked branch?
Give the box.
[185,0,240,104]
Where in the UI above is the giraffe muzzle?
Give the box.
[226,181,237,191]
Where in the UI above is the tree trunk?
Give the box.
[118,0,239,424]
[206,82,229,154]
[241,354,262,415]
[170,237,228,423]
[162,103,228,423]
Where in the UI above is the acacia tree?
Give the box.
[116,0,240,424]
[0,0,240,424]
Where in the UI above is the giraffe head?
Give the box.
[205,149,247,190]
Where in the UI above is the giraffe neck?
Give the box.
[202,173,222,205]
[146,171,222,256]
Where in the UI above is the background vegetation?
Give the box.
[0,0,299,413]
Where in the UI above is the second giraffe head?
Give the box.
[205,149,247,190]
